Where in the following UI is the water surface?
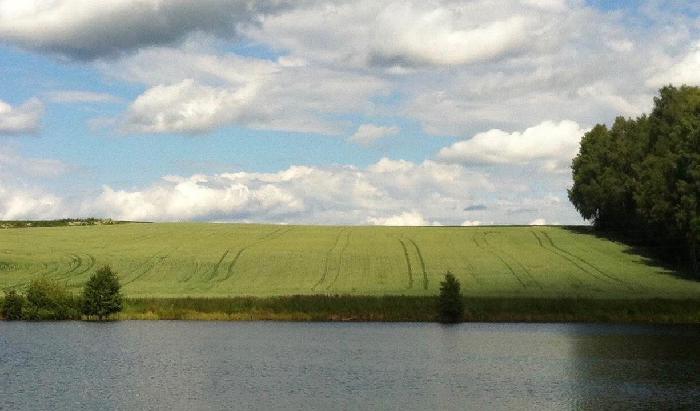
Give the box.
[1,322,698,410]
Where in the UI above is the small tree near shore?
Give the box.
[438,272,464,323]
[2,290,24,320]
[82,265,123,321]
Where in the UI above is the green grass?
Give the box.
[1,223,699,299]
[115,296,700,323]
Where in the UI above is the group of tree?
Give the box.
[1,265,123,321]
[569,85,700,274]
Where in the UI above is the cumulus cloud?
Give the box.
[0,98,43,135]
[0,0,286,60]
[0,148,582,224]
[647,42,700,87]
[437,120,587,172]
[348,124,399,146]
[461,220,481,226]
[0,183,64,220]
[82,157,493,223]
[529,218,546,225]
[247,0,568,69]
[110,48,387,134]
[0,149,71,219]
[367,211,430,226]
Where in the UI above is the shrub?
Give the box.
[1,290,24,320]
[24,278,80,320]
[82,265,123,320]
[438,272,464,323]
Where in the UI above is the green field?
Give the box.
[1,223,699,299]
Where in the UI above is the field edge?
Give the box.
[96,296,700,323]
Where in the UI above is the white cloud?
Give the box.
[124,79,259,134]
[0,149,71,178]
[0,150,70,219]
[0,98,43,135]
[111,48,387,134]
[437,120,586,171]
[0,183,64,220]
[83,157,493,223]
[247,0,568,69]
[45,90,120,104]
[461,220,481,226]
[367,211,429,226]
[529,218,546,225]
[0,0,284,59]
[349,124,399,146]
[647,42,700,87]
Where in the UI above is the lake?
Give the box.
[1,322,698,410]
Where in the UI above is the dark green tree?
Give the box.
[635,86,700,272]
[568,117,648,233]
[1,290,24,320]
[569,85,700,274]
[82,265,123,320]
[438,272,464,323]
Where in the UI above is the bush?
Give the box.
[438,272,464,323]
[82,265,123,320]
[24,278,80,320]
[1,290,24,320]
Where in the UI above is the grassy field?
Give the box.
[1,223,698,299]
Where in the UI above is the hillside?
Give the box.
[1,223,698,299]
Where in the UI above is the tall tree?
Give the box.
[82,265,123,321]
[636,86,700,271]
[569,85,700,273]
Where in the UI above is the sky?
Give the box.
[0,0,698,226]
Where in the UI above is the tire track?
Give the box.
[218,227,294,283]
[76,254,96,275]
[539,231,634,290]
[398,239,414,290]
[48,254,82,281]
[407,238,429,290]
[126,249,170,285]
[472,233,526,288]
[529,231,589,288]
[312,229,346,291]
[483,233,542,290]
[205,249,230,281]
[326,230,352,291]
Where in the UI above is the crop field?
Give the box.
[0,223,699,299]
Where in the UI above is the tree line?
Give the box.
[1,266,123,321]
[569,85,700,274]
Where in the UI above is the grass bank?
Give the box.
[116,296,700,323]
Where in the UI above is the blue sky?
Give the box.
[0,0,698,225]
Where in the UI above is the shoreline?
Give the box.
[114,296,700,323]
[4,295,699,323]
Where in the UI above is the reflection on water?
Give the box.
[1,322,698,410]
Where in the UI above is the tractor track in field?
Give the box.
[398,239,414,289]
[537,231,635,291]
[205,249,230,281]
[312,230,345,291]
[483,233,542,290]
[126,248,171,285]
[218,227,294,283]
[472,233,527,288]
[407,238,429,290]
[54,253,98,283]
[325,230,352,291]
